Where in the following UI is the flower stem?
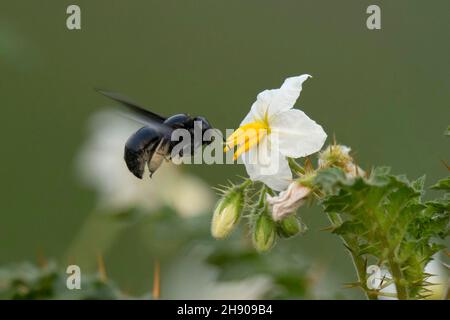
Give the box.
[288,158,305,175]
[387,253,409,300]
[237,179,252,191]
[326,212,377,300]
[257,186,267,208]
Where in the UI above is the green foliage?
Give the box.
[0,261,125,300]
[314,167,449,299]
[431,176,450,191]
[207,246,311,299]
[277,215,306,238]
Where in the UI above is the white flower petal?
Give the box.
[239,110,255,126]
[271,74,312,113]
[242,138,292,191]
[240,75,311,125]
[270,109,327,158]
[240,90,276,126]
[267,182,311,221]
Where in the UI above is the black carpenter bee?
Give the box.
[97,90,216,179]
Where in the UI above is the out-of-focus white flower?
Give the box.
[266,181,312,221]
[422,258,448,300]
[318,144,365,178]
[377,257,448,300]
[76,110,213,217]
[225,75,327,191]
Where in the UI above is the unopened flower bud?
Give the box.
[318,144,365,178]
[277,215,307,238]
[211,182,248,239]
[252,213,276,252]
[266,181,312,221]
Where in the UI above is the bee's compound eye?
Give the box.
[193,116,216,146]
[193,116,212,131]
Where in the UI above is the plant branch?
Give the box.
[387,253,408,300]
[327,212,378,300]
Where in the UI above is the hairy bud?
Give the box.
[277,215,307,238]
[211,182,248,239]
[252,213,276,252]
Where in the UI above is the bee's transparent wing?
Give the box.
[96,89,173,135]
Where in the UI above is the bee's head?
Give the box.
[192,116,216,145]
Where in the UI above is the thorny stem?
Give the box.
[288,158,305,175]
[238,179,252,191]
[326,213,378,300]
[257,186,267,208]
[387,253,409,300]
[365,207,409,300]
[328,211,410,299]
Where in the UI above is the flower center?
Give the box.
[225,114,270,160]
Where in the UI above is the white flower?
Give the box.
[226,75,327,191]
[266,181,312,221]
[76,110,214,217]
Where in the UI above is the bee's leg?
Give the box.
[147,139,170,177]
[143,142,159,178]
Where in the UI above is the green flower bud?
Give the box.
[277,215,307,238]
[211,183,247,239]
[252,213,276,252]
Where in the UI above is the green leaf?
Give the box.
[431,176,450,191]
[313,167,347,194]
[411,175,426,193]
[314,166,449,299]
[0,261,126,300]
[206,245,312,299]
[332,221,365,236]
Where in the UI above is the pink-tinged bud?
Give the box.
[266,181,312,221]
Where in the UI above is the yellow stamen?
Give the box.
[233,135,260,160]
[225,119,269,159]
[225,124,261,150]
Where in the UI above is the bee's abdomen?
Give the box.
[124,126,161,179]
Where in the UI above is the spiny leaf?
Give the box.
[314,166,449,299]
[431,176,450,191]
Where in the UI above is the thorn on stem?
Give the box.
[36,248,47,268]
[97,253,107,282]
[304,157,314,172]
[440,159,450,171]
[152,259,161,300]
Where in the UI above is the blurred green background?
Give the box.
[1,0,449,299]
